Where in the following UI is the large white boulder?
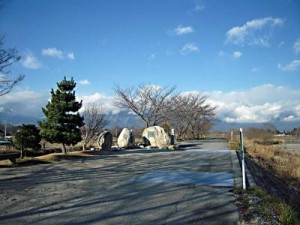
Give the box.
[117,128,131,148]
[142,126,170,148]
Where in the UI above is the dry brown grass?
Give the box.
[245,139,300,191]
[0,151,95,167]
[36,151,93,162]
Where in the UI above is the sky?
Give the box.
[0,0,300,125]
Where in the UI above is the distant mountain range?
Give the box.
[212,120,299,132]
[0,110,299,132]
[0,111,41,125]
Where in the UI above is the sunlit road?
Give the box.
[0,139,241,225]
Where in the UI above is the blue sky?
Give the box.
[1,0,300,124]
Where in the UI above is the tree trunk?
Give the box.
[62,143,67,154]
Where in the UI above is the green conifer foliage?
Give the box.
[39,77,84,154]
[14,124,41,151]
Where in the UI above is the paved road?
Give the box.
[0,139,241,225]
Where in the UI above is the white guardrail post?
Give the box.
[240,128,246,190]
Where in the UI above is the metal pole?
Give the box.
[4,122,7,140]
[240,128,246,190]
[170,129,175,145]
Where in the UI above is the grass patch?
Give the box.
[235,188,300,225]
[229,141,240,151]
[230,138,300,191]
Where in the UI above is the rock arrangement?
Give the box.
[98,126,173,150]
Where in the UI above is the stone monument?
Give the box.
[142,126,170,148]
[97,130,113,150]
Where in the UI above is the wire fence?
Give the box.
[245,154,300,212]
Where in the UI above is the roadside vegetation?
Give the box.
[246,140,300,191]
[245,128,300,191]
[229,127,300,224]
[229,127,300,191]
[235,188,300,225]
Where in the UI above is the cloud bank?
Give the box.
[278,60,300,72]
[205,84,300,123]
[1,84,300,125]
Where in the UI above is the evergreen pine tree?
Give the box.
[14,124,42,157]
[39,77,84,154]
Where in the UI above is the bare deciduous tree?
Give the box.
[114,84,216,139]
[114,84,176,127]
[81,104,108,150]
[167,93,216,140]
[0,37,25,96]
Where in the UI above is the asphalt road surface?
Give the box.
[0,139,241,225]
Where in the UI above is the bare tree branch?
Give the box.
[81,103,108,149]
[0,37,24,96]
[114,84,176,127]
[167,93,216,139]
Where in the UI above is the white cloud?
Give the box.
[42,48,63,59]
[226,17,284,46]
[0,90,48,117]
[42,48,75,60]
[293,39,300,54]
[283,115,298,122]
[79,93,120,114]
[0,90,119,119]
[182,84,300,123]
[67,52,75,60]
[175,25,194,35]
[278,60,300,72]
[181,42,199,54]
[21,52,42,69]
[233,51,242,58]
[194,0,205,11]
[251,67,259,73]
[79,79,90,85]
[201,84,300,123]
[2,84,300,125]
